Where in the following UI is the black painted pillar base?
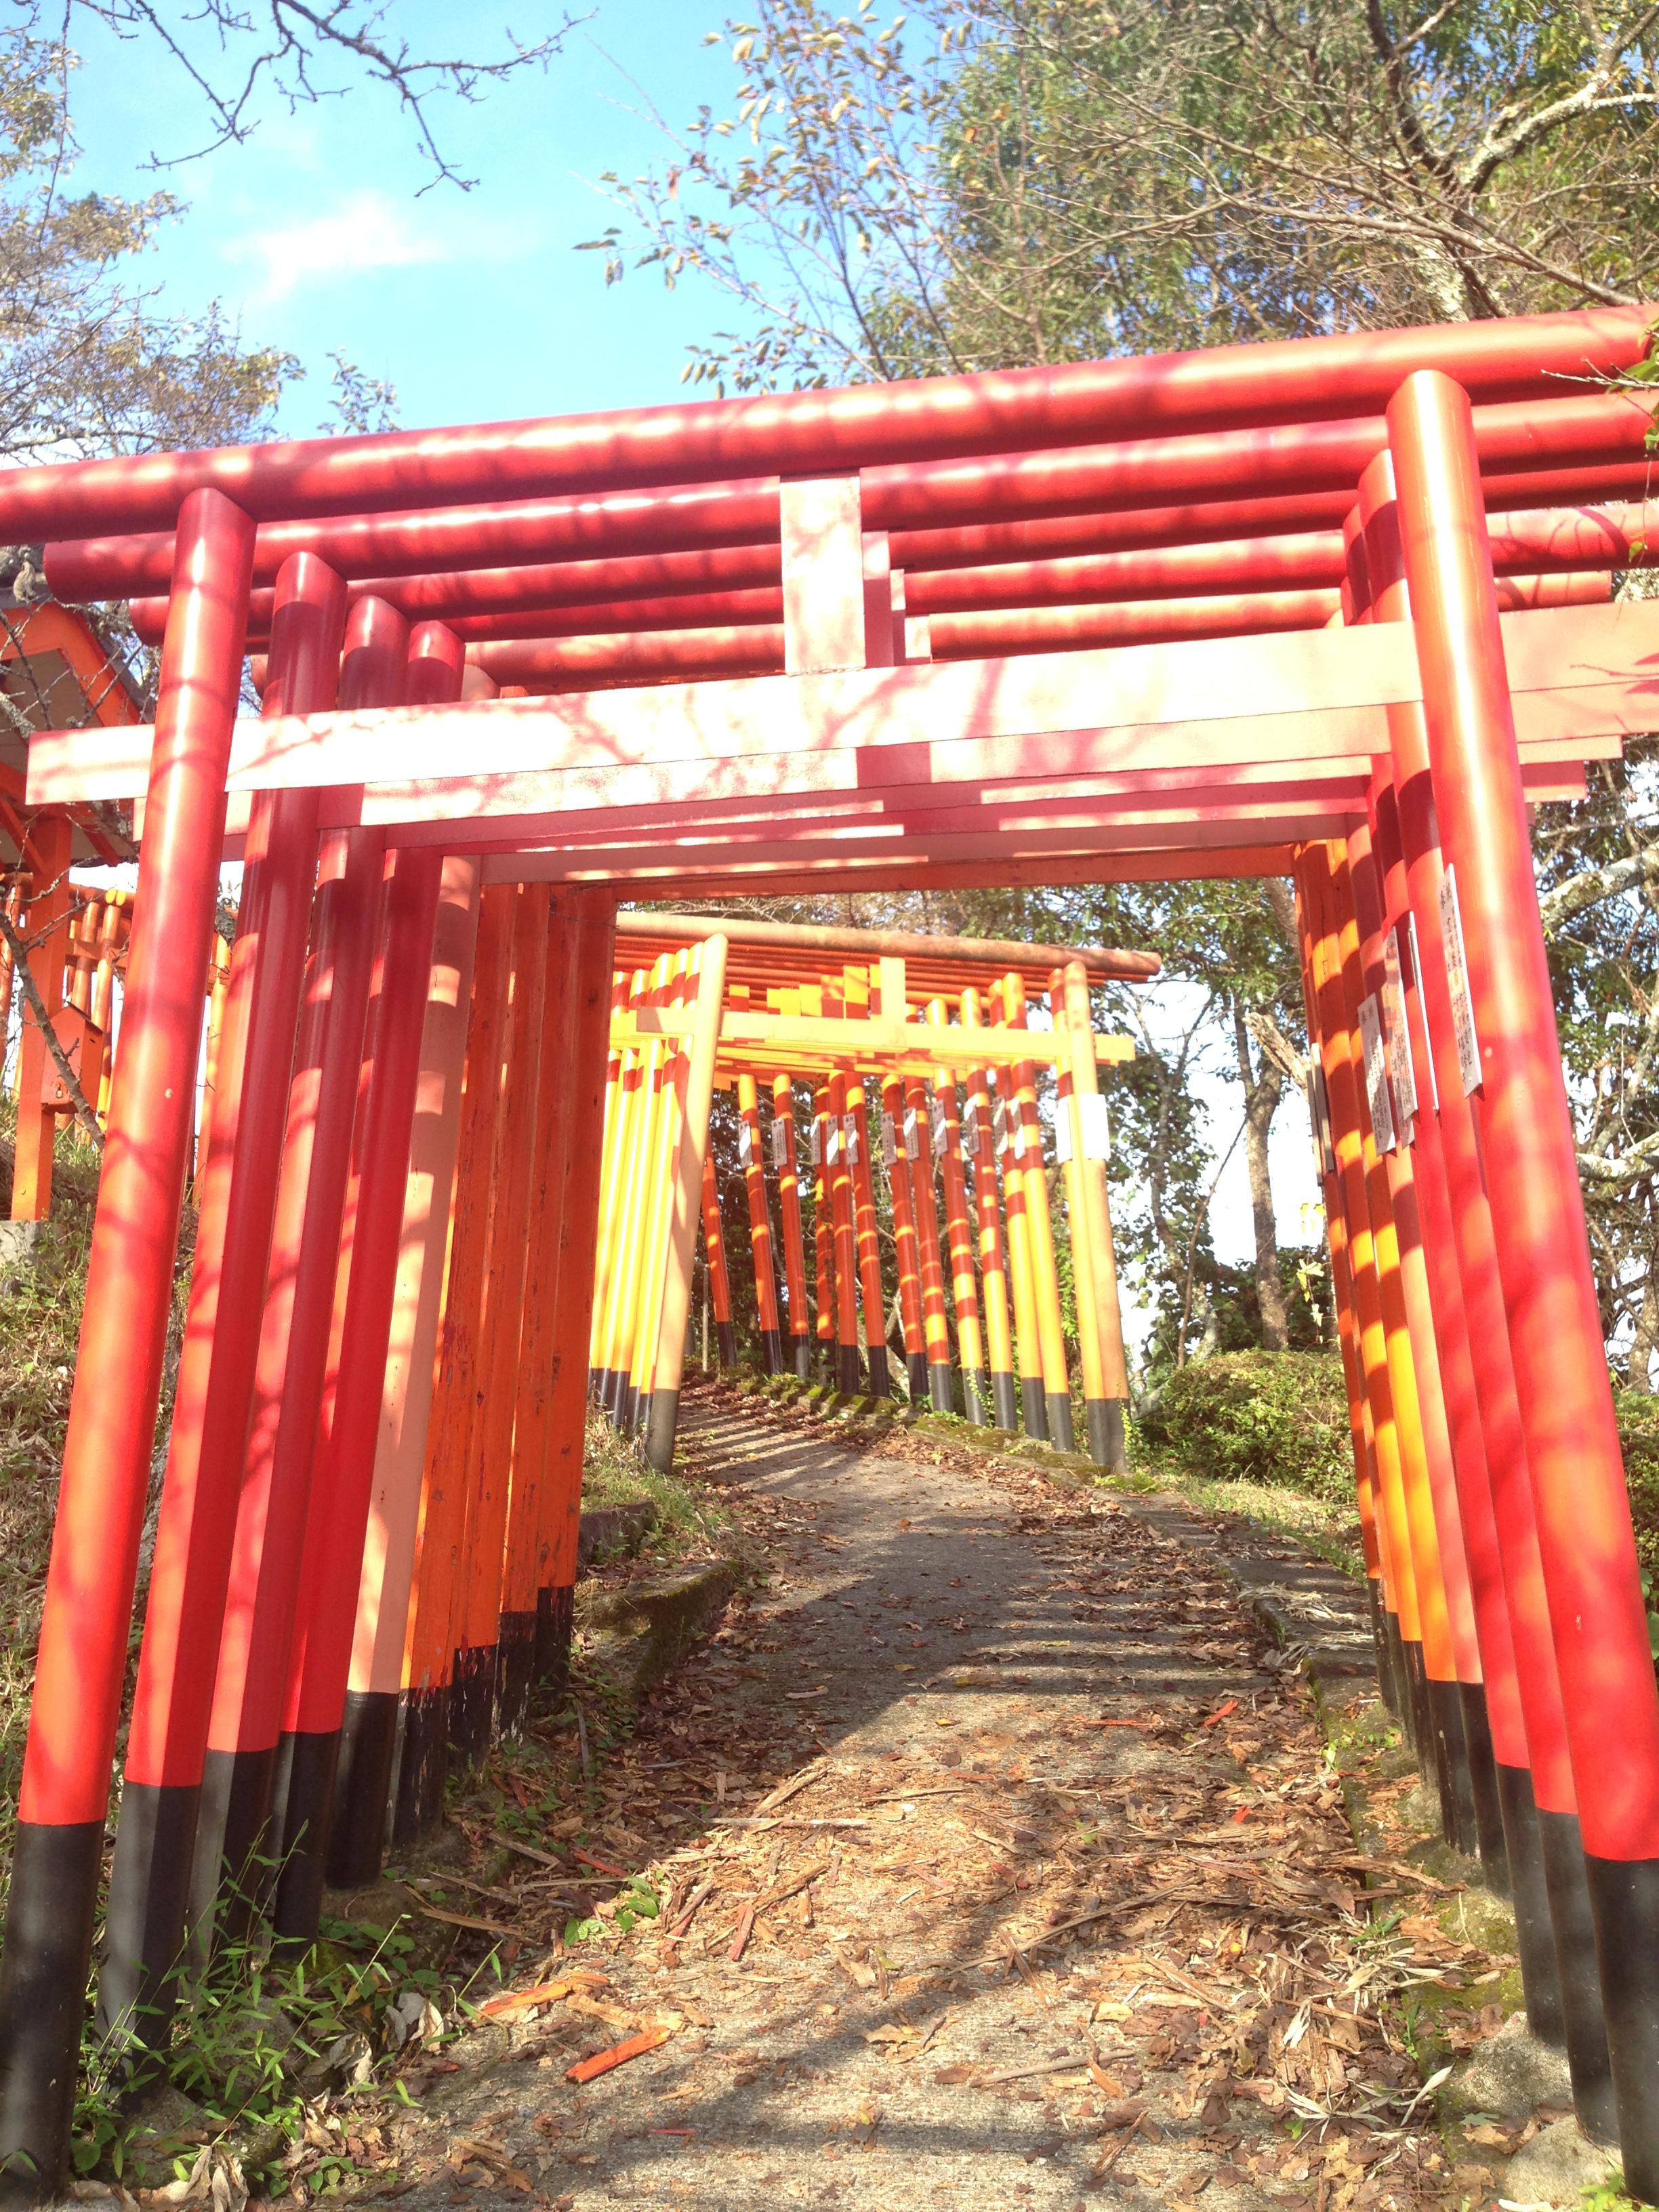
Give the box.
[645,1385,680,1473]
[1363,1580,1391,1708]
[1084,1398,1126,1469]
[867,1344,890,1399]
[990,1372,1018,1431]
[621,1382,642,1437]
[0,1819,106,2202]
[1404,1638,1433,1762]
[760,1328,783,1376]
[1536,1808,1618,2146]
[1459,1682,1509,1894]
[272,1727,342,1950]
[1021,1378,1048,1440]
[495,1614,537,1740]
[599,1367,621,1419]
[535,1584,575,1692]
[927,1362,954,1415]
[390,1685,449,1847]
[1045,1391,1076,1454]
[190,1743,280,1961]
[962,1370,989,1425]
[1496,1761,1565,2047]
[837,1345,861,1397]
[99,1780,200,2059]
[904,1350,928,1404]
[1426,1677,1477,1856]
[716,1322,739,1369]
[1586,1852,1659,2194]
[329,1690,398,1890]
[448,1645,496,1769]
[792,1335,812,1381]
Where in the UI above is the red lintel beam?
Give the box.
[612,907,1161,983]
[4,306,1648,539]
[129,582,785,651]
[132,495,1659,651]
[462,571,1603,687]
[45,478,783,603]
[39,382,1659,606]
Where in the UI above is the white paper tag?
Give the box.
[1438,865,1483,1096]
[1055,1107,1074,1164]
[1078,1090,1111,1162]
[992,1094,1009,1150]
[738,1121,754,1168]
[771,1118,788,1170]
[1357,993,1396,1155]
[1380,927,1418,1134]
[902,1105,918,1161]
[882,1110,897,1168]
[930,1097,947,1158]
[962,1097,980,1154]
[826,1119,843,1166]
[843,1113,860,1166]
[809,1118,823,1168]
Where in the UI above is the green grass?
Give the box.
[1131,1441,1368,1580]
[579,1407,741,1562]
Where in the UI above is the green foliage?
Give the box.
[1615,1388,1659,1589]
[72,1914,464,2188]
[1139,1349,1353,1506]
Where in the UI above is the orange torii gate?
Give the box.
[0,313,1656,2196]
[587,911,1147,1462]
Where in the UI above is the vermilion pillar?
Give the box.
[10,813,70,1223]
[903,1072,954,1412]
[1363,445,1602,2108]
[270,845,445,1944]
[100,550,343,2051]
[960,1025,1017,1431]
[646,934,730,1469]
[537,894,618,1682]
[449,884,548,1761]
[811,1084,838,1380]
[737,1067,784,1374]
[497,895,581,1732]
[333,853,480,1875]
[880,1070,928,1404]
[771,1068,813,1379]
[626,950,691,1431]
[701,1145,739,1369]
[1059,962,1131,1469]
[1001,975,1075,1452]
[0,489,254,2197]
[1392,371,1648,2170]
[183,598,396,1962]
[1326,844,1464,1820]
[1368,773,1513,1885]
[991,1057,1046,1439]
[827,1067,863,1394]
[393,888,515,1843]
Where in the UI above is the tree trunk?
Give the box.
[1235,1002,1288,1351]
[1631,1260,1659,1392]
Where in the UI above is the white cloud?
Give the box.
[226,190,447,304]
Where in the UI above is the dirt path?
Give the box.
[380,1387,1508,2212]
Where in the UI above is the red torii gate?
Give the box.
[0,310,1656,2196]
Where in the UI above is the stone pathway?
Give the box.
[373,1386,1516,2212]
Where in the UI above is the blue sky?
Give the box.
[67,0,755,434]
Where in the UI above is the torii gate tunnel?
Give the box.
[0,308,1658,2194]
